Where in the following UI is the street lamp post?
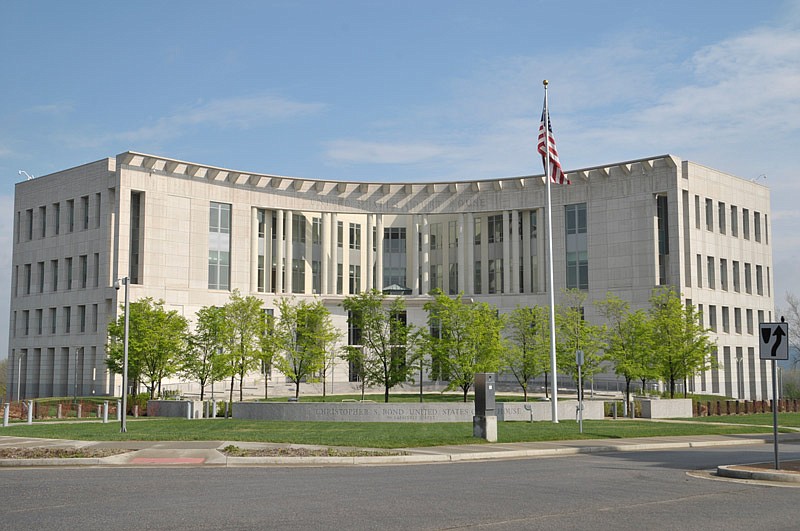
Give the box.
[16,351,26,402]
[115,277,130,433]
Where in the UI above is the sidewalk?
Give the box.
[2,432,800,482]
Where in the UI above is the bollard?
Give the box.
[27,401,34,425]
[204,400,209,419]
[3,403,9,427]
[77,403,82,419]
[97,405,102,419]
[133,405,139,418]
[186,401,192,420]
[57,404,63,419]
[212,400,217,419]
[612,401,618,419]
[103,401,109,423]
[224,401,229,419]
[117,400,122,421]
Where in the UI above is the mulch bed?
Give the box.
[0,448,130,459]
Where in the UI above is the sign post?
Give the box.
[759,319,789,470]
[576,350,584,434]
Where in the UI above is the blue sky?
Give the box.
[2,1,800,357]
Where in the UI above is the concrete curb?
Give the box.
[717,464,800,483]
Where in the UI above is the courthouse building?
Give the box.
[7,151,775,400]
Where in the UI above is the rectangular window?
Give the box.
[312,260,321,294]
[656,195,669,285]
[95,192,102,228]
[337,264,343,294]
[129,192,143,284]
[474,261,482,294]
[79,255,88,289]
[429,222,442,250]
[67,199,75,233]
[208,202,231,290]
[26,209,33,240]
[79,305,86,333]
[23,310,29,335]
[746,309,754,335]
[448,263,458,295]
[722,306,730,333]
[35,309,43,335]
[349,223,361,250]
[756,265,763,295]
[565,203,588,290]
[742,208,750,239]
[488,259,502,294]
[718,202,726,234]
[474,218,482,245]
[64,306,71,334]
[39,206,47,238]
[312,217,321,245]
[764,214,769,245]
[337,221,343,248]
[487,215,503,244]
[51,260,58,291]
[694,195,701,229]
[719,258,728,291]
[348,265,361,294]
[744,263,752,294]
[730,205,738,237]
[49,307,57,334]
[292,258,305,293]
[93,253,100,288]
[429,263,443,291]
[24,264,31,295]
[37,262,44,293]
[707,256,715,289]
[448,221,458,248]
[708,305,717,332]
[734,307,742,334]
[754,211,761,242]
[81,195,89,230]
[696,254,703,288]
[732,261,740,292]
[53,202,60,235]
[66,257,73,290]
[705,198,713,231]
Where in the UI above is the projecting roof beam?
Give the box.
[619,164,632,175]
[314,181,326,193]
[641,159,654,172]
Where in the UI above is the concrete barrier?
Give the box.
[640,398,692,419]
[232,400,604,423]
[147,400,203,418]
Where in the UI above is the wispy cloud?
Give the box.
[324,140,457,165]
[109,94,325,145]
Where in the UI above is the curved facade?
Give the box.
[9,151,775,400]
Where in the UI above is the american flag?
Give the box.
[538,106,570,185]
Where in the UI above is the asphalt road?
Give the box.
[1,442,799,530]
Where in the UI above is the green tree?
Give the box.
[342,290,418,403]
[257,310,279,400]
[595,293,657,407]
[274,298,340,399]
[556,289,606,399]
[784,293,800,368]
[649,287,715,398]
[224,290,263,403]
[181,305,229,401]
[106,297,189,399]
[501,305,550,401]
[423,291,504,402]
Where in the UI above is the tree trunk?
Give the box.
[384,386,390,403]
[228,374,235,417]
[462,385,469,403]
[295,381,301,399]
[264,376,269,401]
[544,372,549,399]
[523,386,528,402]
[239,371,244,402]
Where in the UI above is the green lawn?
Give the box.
[0,417,780,448]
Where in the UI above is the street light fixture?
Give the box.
[16,351,27,402]
[114,276,130,433]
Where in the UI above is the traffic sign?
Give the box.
[759,322,789,361]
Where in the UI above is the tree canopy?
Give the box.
[501,305,550,401]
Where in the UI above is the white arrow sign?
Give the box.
[759,322,789,361]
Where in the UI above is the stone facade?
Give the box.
[7,152,775,400]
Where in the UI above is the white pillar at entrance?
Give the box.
[250,208,259,293]
[285,211,293,294]
[365,213,374,291]
[457,213,466,293]
[511,209,520,294]
[466,212,474,294]
[421,215,430,294]
[503,210,511,294]
[321,212,330,295]
[410,215,420,294]
[275,209,284,293]
[376,214,384,291]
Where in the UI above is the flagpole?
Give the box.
[543,79,559,423]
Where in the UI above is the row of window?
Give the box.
[13,304,100,337]
[696,255,769,296]
[17,193,102,243]
[696,195,767,244]
[15,254,101,297]
[695,303,771,337]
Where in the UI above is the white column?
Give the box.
[466,212,474,295]
[285,211,293,294]
[511,209,520,294]
[250,208,259,292]
[503,210,511,294]
[365,214,374,291]
[321,212,330,295]
[421,215,430,294]
[342,218,350,294]
[265,211,273,293]
[457,213,466,293]
[411,215,420,294]
[330,213,338,294]
[275,209,284,294]
[376,214,384,291]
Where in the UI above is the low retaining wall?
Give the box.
[233,400,604,423]
[147,400,203,418]
[639,399,692,419]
